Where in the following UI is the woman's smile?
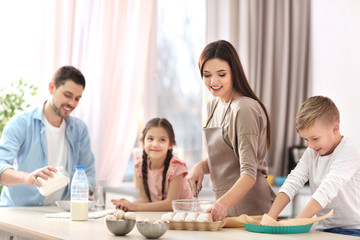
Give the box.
[202,58,233,102]
[210,85,222,90]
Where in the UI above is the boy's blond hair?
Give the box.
[295,96,340,131]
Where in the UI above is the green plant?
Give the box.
[0,79,37,195]
[0,78,38,137]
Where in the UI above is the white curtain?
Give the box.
[0,0,156,187]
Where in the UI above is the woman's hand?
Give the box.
[206,174,256,221]
[206,200,228,221]
[186,161,206,197]
[111,198,133,211]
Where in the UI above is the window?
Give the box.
[123,0,206,181]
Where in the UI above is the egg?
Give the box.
[185,212,199,222]
[173,212,187,222]
[197,213,212,222]
[161,212,174,221]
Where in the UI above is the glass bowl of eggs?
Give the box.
[171,199,213,213]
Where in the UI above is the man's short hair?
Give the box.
[295,96,340,131]
[52,66,86,89]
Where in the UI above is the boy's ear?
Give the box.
[332,122,340,134]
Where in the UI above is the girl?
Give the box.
[187,40,275,221]
[111,118,193,211]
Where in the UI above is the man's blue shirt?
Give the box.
[0,104,95,206]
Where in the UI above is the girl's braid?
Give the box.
[141,150,152,202]
[161,149,173,200]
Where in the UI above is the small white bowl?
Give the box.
[55,200,94,212]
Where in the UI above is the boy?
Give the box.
[267,96,360,236]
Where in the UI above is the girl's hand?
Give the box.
[88,194,93,201]
[206,200,228,221]
[111,198,133,211]
[187,161,205,197]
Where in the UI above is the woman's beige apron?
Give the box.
[204,97,274,217]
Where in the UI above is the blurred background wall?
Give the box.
[0,0,359,187]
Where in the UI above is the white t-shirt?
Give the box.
[42,114,68,205]
[280,136,360,230]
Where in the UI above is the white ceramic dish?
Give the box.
[55,200,94,212]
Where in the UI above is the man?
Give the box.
[0,66,95,206]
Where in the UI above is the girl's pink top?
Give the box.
[135,156,194,201]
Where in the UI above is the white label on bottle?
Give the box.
[70,201,88,221]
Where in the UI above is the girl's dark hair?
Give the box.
[52,65,86,89]
[199,40,271,149]
[140,118,176,202]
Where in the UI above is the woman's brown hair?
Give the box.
[199,40,271,148]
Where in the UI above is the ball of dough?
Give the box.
[154,219,165,224]
[115,209,125,220]
[144,218,153,224]
[124,212,136,220]
[105,214,117,221]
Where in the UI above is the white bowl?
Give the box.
[55,200,94,212]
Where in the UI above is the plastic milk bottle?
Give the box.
[70,165,89,221]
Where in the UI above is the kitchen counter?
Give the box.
[0,206,358,240]
[109,182,312,218]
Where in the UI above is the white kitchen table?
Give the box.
[0,206,358,240]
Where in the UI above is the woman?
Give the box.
[187,40,275,221]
